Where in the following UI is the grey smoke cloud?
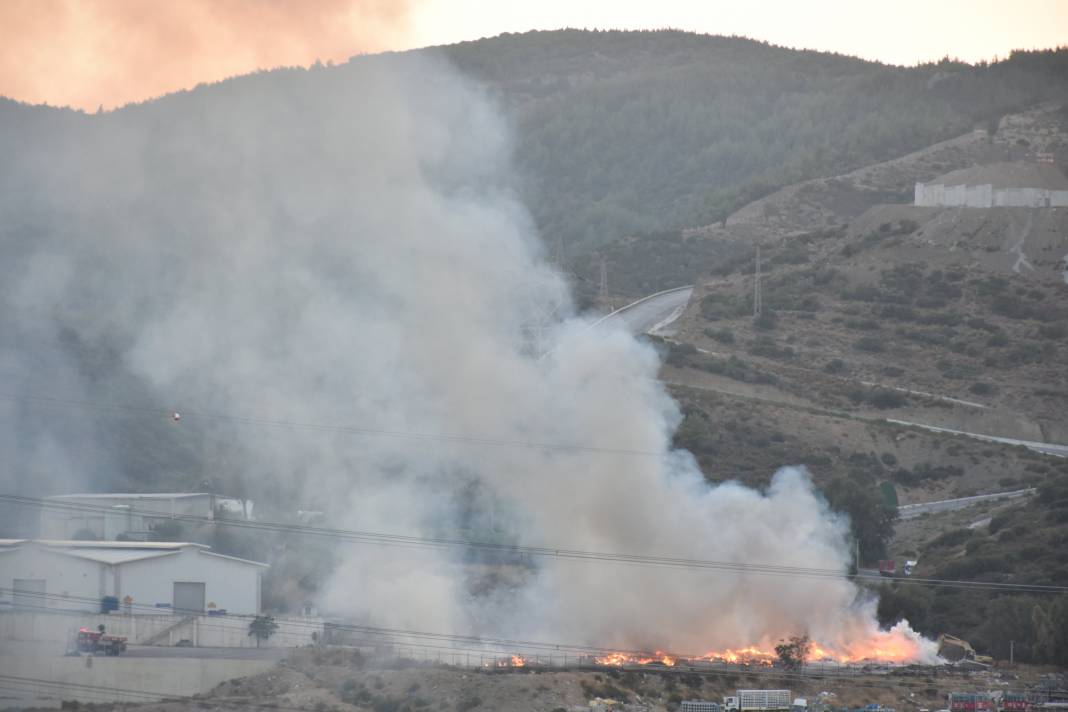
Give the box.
[0,54,932,659]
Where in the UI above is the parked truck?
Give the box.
[724,690,792,712]
[75,626,127,656]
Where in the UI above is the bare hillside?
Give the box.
[692,104,1068,236]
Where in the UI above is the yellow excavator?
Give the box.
[937,634,994,665]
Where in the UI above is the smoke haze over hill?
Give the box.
[0,0,418,110]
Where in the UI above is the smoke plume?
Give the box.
[0,53,933,659]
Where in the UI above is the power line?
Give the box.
[0,391,666,458]
[753,245,763,317]
[4,494,1067,594]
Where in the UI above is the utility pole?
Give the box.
[551,236,565,272]
[598,256,608,305]
[1010,640,1014,664]
[753,245,763,317]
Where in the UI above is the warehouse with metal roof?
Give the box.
[0,540,267,615]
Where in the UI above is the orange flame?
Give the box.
[698,646,778,665]
[593,652,631,666]
[489,655,527,668]
[593,627,933,668]
[594,651,676,666]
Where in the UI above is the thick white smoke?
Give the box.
[0,54,933,659]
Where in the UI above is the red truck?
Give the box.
[878,560,896,577]
[76,627,127,656]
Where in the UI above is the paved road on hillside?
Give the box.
[600,286,694,335]
[885,419,1068,458]
[897,488,1037,519]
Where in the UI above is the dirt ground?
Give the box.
[24,648,1063,712]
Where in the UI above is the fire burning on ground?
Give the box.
[489,655,527,669]
[590,623,938,668]
[594,652,677,667]
[485,622,937,672]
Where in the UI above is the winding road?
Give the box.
[885,419,1068,458]
[897,488,1037,519]
[597,286,694,335]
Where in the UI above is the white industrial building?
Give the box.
[915,161,1068,208]
[0,540,267,615]
[39,492,253,541]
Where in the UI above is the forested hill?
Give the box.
[4,30,1068,258]
[433,30,1068,251]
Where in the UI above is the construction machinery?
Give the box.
[938,634,993,665]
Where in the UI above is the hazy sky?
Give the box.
[1,0,1065,111]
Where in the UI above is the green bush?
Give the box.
[988,511,1014,534]
[666,342,698,367]
[824,358,846,374]
[938,554,1008,578]
[1038,323,1067,340]
[700,355,778,385]
[987,332,1010,347]
[909,463,964,482]
[374,699,402,712]
[868,389,906,409]
[854,336,885,352]
[967,317,998,332]
[928,528,974,549]
[753,311,778,331]
[701,293,746,321]
[844,317,880,331]
[879,304,917,321]
[748,335,794,359]
[1018,545,1046,561]
[704,327,735,344]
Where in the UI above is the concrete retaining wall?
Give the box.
[0,644,275,708]
[915,182,1068,208]
[0,610,322,648]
